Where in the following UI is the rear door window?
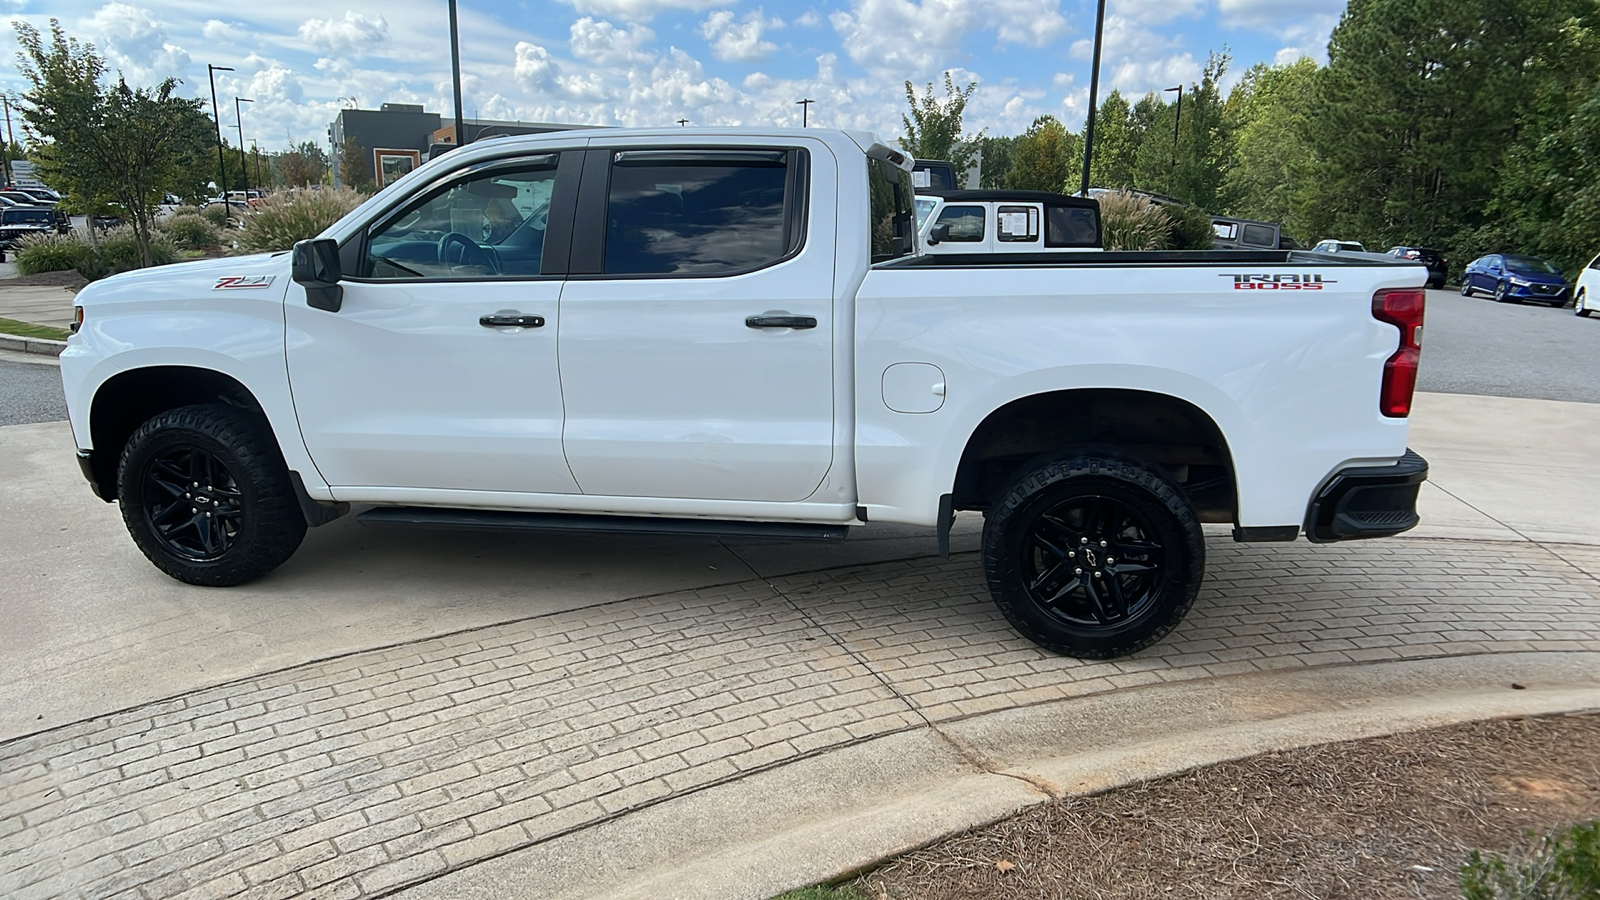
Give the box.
[604,149,803,276]
[868,158,915,262]
[1242,224,1276,247]
[996,205,1040,243]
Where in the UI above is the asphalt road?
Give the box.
[0,355,67,425]
[0,286,1595,429]
[1417,287,1600,404]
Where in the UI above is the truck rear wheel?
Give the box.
[982,453,1205,659]
[117,403,306,586]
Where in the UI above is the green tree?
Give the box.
[278,140,329,187]
[337,136,373,192]
[1087,90,1136,190]
[1004,115,1079,192]
[1130,52,1232,210]
[15,20,207,266]
[1222,57,1320,234]
[899,72,982,180]
[976,134,1015,189]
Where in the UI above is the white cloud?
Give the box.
[699,9,781,62]
[1273,46,1304,65]
[829,0,1063,75]
[559,0,718,23]
[570,17,655,64]
[513,41,561,93]
[296,12,388,58]
[81,3,190,82]
[1110,53,1202,95]
[201,19,242,42]
[795,9,822,27]
[246,63,303,103]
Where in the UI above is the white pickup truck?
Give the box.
[61,128,1429,658]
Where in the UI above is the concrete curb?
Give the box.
[0,331,66,356]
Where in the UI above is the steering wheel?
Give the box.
[437,232,499,275]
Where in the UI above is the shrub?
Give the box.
[14,231,94,275]
[236,187,365,253]
[201,203,232,229]
[91,226,182,277]
[1461,821,1600,899]
[1097,190,1173,251]
[160,215,222,250]
[1164,203,1216,251]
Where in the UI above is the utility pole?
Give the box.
[235,97,254,196]
[251,139,264,189]
[1077,0,1106,197]
[795,98,814,127]
[448,0,466,146]
[1163,85,1183,168]
[0,94,14,187]
[207,64,235,212]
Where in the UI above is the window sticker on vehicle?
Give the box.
[1219,273,1335,290]
[213,276,277,290]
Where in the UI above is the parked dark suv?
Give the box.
[1387,246,1448,290]
[0,206,66,260]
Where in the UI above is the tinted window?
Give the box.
[935,205,984,242]
[912,165,954,190]
[1588,254,1599,270]
[996,205,1040,243]
[1242,224,1276,247]
[868,158,915,263]
[4,209,50,223]
[604,151,796,276]
[365,158,558,279]
[1504,255,1558,274]
[1045,205,1098,247]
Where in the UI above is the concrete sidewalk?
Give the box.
[0,391,1596,900]
[0,283,78,329]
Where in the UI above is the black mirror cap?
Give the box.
[928,223,949,245]
[292,238,344,312]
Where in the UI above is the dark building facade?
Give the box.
[330,104,598,189]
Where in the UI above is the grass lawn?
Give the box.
[0,317,71,342]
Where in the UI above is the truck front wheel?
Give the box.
[982,454,1205,659]
[117,403,306,586]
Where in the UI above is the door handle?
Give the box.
[480,313,545,328]
[745,315,817,330]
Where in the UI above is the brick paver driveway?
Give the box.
[4,536,1599,899]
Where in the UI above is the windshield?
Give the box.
[4,209,51,223]
[914,196,938,228]
[1504,255,1559,275]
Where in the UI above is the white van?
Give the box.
[917,190,1101,255]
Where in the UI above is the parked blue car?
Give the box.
[1460,254,1569,305]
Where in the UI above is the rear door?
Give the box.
[556,140,837,502]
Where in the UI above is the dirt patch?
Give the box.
[856,713,1600,899]
[6,270,88,292]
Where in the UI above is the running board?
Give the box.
[357,507,851,541]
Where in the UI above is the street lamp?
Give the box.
[0,93,16,187]
[1077,0,1107,196]
[448,0,465,146]
[677,118,689,127]
[235,97,254,196]
[1164,85,1183,167]
[207,64,234,211]
[795,98,814,127]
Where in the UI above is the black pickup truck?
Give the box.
[0,206,68,259]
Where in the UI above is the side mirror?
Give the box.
[928,223,949,245]
[292,238,344,312]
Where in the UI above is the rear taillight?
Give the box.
[1373,288,1424,417]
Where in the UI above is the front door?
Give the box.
[557,143,836,502]
[286,153,579,496]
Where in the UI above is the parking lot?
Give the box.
[2,286,1599,899]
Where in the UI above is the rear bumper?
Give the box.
[1305,450,1428,543]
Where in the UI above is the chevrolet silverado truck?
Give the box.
[61,128,1429,659]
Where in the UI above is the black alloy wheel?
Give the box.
[140,445,244,561]
[983,453,1205,658]
[118,403,306,586]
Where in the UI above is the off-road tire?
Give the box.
[117,403,306,586]
[982,453,1205,659]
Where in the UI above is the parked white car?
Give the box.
[918,190,1101,254]
[61,127,1429,659]
[1575,250,1599,317]
[1313,239,1367,254]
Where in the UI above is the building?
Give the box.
[329,103,599,189]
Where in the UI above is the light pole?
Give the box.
[677,118,689,127]
[250,138,264,189]
[0,93,15,187]
[1077,0,1107,196]
[448,0,465,146]
[1163,85,1182,167]
[235,97,254,197]
[207,64,234,211]
[796,98,814,127]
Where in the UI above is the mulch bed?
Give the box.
[7,270,89,291]
[856,713,1600,899]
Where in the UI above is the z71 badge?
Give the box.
[213,275,277,290]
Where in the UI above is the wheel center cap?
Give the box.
[194,495,210,505]
[1082,547,1098,568]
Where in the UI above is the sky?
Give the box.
[2,0,1348,153]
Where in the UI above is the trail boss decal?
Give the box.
[213,275,276,290]
[1221,273,1334,290]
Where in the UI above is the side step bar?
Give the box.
[357,507,851,541]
